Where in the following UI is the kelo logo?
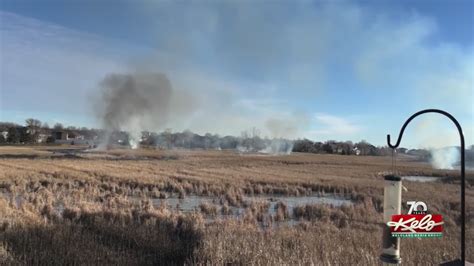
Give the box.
[387,201,444,238]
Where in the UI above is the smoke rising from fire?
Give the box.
[430,147,460,170]
[413,117,461,169]
[96,72,195,148]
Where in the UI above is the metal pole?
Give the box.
[386,108,465,265]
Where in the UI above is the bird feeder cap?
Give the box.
[384,175,401,181]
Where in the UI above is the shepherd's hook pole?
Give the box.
[386,109,465,265]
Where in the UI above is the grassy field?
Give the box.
[0,146,472,265]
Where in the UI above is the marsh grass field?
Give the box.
[0,145,473,265]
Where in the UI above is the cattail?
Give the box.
[199,202,218,217]
[62,207,80,221]
[221,204,232,215]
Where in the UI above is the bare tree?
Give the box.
[25,118,42,143]
[25,118,41,128]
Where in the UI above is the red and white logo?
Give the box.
[387,201,444,238]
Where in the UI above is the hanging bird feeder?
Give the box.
[381,109,467,266]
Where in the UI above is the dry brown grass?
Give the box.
[0,146,473,265]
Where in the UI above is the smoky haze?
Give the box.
[95,71,299,154]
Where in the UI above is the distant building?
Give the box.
[398,148,408,154]
[54,131,68,140]
[37,133,49,143]
[53,130,90,145]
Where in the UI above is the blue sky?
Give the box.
[0,0,473,148]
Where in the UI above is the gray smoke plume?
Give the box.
[413,117,462,170]
[259,139,294,155]
[97,72,189,148]
[430,147,460,170]
[259,117,308,154]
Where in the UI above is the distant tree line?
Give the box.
[0,120,103,145]
[292,139,388,156]
[2,119,473,159]
[140,128,292,153]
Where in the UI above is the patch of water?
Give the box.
[0,191,65,213]
[152,196,219,212]
[150,194,353,216]
[0,190,354,227]
[255,195,352,215]
[402,176,442,182]
[0,191,23,208]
